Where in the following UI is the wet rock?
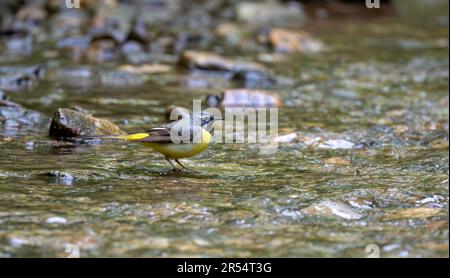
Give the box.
[206,89,282,108]
[179,50,266,75]
[236,2,307,26]
[302,199,362,220]
[49,108,126,138]
[118,64,172,74]
[85,39,118,63]
[0,100,48,130]
[0,90,5,100]
[384,208,442,220]
[0,64,46,91]
[41,171,75,186]
[266,28,324,53]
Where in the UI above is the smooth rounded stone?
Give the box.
[266,28,324,53]
[49,108,126,138]
[302,199,363,220]
[179,50,266,74]
[45,216,67,224]
[236,1,307,26]
[206,89,282,108]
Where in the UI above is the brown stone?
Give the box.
[49,108,125,138]
[268,28,323,53]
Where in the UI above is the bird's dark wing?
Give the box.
[136,127,173,143]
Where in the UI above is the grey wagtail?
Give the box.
[115,111,220,172]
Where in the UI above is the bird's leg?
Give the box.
[165,156,181,172]
[175,159,188,169]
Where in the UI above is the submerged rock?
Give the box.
[302,199,362,220]
[0,64,46,91]
[266,28,324,53]
[179,50,266,74]
[49,108,125,138]
[206,89,282,108]
[41,170,75,186]
[0,100,48,131]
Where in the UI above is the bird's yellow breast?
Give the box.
[141,129,212,159]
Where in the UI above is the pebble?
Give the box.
[46,217,67,224]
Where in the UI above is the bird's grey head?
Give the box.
[192,111,220,130]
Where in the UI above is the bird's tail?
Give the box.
[70,133,150,143]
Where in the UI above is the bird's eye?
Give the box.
[210,115,214,120]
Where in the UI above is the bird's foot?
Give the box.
[171,167,183,173]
